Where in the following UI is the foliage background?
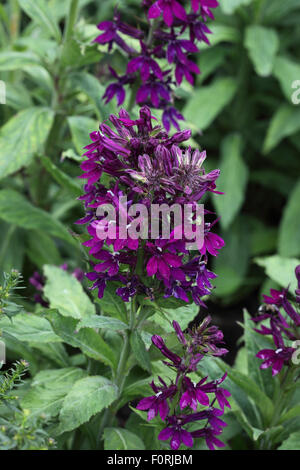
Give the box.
[0,0,300,452]
[1,0,300,358]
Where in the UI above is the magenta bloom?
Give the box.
[158,416,193,450]
[256,347,295,376]
[191,427,225,450]
[137,378,177,421]
[200,230,225,257]
[148,0,187,27]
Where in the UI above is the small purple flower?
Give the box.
[148,0,187,27]
[103,67,130,106]
[137,378,177,420]
[191,426,225,450]
[162,107,184,132]
[256,347,295,376]
[158,415,193,450]
[127,43,163,82]
[180,376,210,410]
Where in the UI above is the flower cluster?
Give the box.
[77,105,224,306]
[137,318,230,450]
[29,264,84,307]
[253,265,300,376]
[95,0,219,130]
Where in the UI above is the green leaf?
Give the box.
[255,255,300,294]
[70,72,113,119]
[103,427,145,450]
[21,367,85,418]
[220,0,252,14]
[45,311,117,369]
[218,361,274,423]
[77,315,128,331]
[43,265,95,319]
[0,313,60,343]
[278,180,300,257]
[19,0,61,42]
[213,134,248,229]
[206,24,241,46]
[261,0,300,23]
[0,51,41,70]
[39,154,82,197]
[61,40,100,68]
[263,105,300,153]
[5,83,33,110]
[273,56,300,101]
[244,26,279,77]
[183,78,237,131]
[278,432,300,450]
[119,378,152,409]
[58,376,118,433]
[213,216,250,297]
[26,230,61,267]
[0,223,25,278]
[0,107,54,179]
[68,116,98,154]
[153,303,199,332]
[0,190,75,246]
[95,283,127,322]
[280,405,300,424]
[130,331,151,373]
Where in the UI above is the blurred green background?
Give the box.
[0,0,299,351]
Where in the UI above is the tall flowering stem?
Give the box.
[95,0,219,131]
[77,106,226,447]
[137,318,230,450]
[252,266,300,432]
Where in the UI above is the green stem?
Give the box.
[63,0,79,44]
[97,296,138,446]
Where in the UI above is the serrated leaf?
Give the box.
[183,78,237,131]
[103,427,145,450]
[278,180,300,257]
[0,190,75,246]
[77,315,128,331]
[0,107,54,179]
[58,376,118,433]
[43,265,95,319]
[255,255,300,294]
[213,134,248,229]
[45,311,117,369]
[19,0,61,42]
[0,313,60,343]
[245,26,279,76]
[21,367,85,418]
[130,331,151,373]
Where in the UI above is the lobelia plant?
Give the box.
[75,104,229,449]
[96,0,219,130]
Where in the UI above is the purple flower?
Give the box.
[162,107,184,132]
[127,43,163,82]
[199,374,231,410]
[158,416,193,450]
[146,242,182,280]
[103,67,130,106]
[148,0,187,27]
[137,378,177,420]
[256,347,295,376]
[94,13,143,54]
[137,78,171,108]
[180,376,210,410]
[191,426,225,450]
